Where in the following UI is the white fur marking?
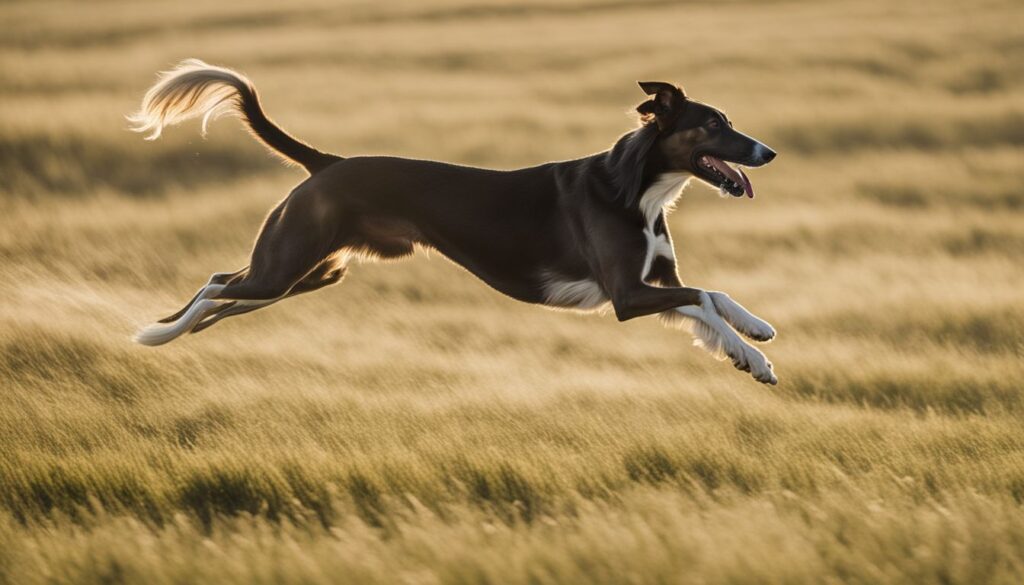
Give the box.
[638,173,690,280]
[542,275,609,313]
[641,228,658,281]
[639,172,691,227]
[641,228,675,280]
[708,291,776,342]
[652,233,674,259]
[133,284,228,346]
[660,291,776,384]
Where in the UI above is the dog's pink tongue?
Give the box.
[709,156,755,198]
[737,167,755,199]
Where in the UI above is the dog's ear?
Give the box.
[636,81,686,129]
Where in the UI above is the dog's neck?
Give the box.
[638,172,691,227]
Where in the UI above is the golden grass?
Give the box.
[1,0,1023,582]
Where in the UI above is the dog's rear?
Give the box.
[129,60,344,345]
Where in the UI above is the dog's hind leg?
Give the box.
[205,186,351,317]
[133,288,231,346]
[159,198,289,324]
[136,259,317,346]
[135,184,343,345]
[191,262,347,335]
[157,268,247,323]
[189,299,272,335]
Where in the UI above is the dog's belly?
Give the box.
[355,216,421,259]
[395,219,573,307]
[352,211,577,307]
[422,236,554,305]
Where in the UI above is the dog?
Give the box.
[129,59,779,384]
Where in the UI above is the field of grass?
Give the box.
[2,0,1023,583]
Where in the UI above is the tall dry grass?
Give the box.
[1,0,1023,583]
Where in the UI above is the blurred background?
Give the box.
[1,1,1023,583]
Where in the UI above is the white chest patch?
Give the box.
[638,172,691,279]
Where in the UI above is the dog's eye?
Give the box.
[706,119,720,129]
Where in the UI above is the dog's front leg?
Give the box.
[606,276,762,376]
[607,282,776,385]
[587,215,776,384]
[664,294,777,385]
[646,256,776,344]
[707,292,776,343]
[642,256,776,383]
[610,283,704,321]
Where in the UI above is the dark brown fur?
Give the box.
[140,72,776,347]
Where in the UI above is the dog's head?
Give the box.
[636,81,775,198]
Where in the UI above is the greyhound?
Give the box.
[129,59,779,384]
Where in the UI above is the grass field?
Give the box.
[2,0,1024,583]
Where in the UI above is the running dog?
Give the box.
[130,60,779,384]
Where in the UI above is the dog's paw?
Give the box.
[745,320,776,343]
[756,359,778,385]
[725,343,777,385]
[708,291,776,343]
[725,312,776,343]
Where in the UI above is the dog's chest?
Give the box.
[539,173,690,311]
[638,173,689,279]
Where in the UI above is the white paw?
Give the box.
[695,292,777,385]
[743,318,776,344]
[724,339,777,385]
[709,291,776,343]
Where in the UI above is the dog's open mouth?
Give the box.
[697,154,755,198]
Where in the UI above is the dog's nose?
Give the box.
[750,142,776,166]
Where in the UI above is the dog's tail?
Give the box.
[128,59,339,173]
